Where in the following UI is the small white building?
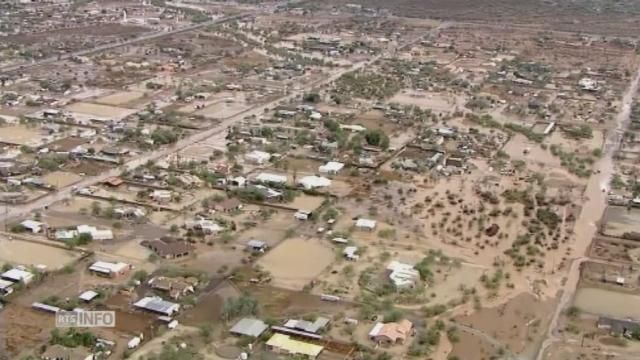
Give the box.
[134,296,180,316]
[88,261,130,277]
[150,190,172,203]
[355,218,376,231]
[77,225,114,241]
[255,172,288,185]
[20,220,44,234]
[185,219,222,234]
[298,175,331,190]
[343,246,359,261]
[245,150,271,165]
[386,261,420,290]
[1,268,34,284]
[79,290,99,302]
[319,161,344,175]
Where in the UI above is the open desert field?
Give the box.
[256,237,335,290]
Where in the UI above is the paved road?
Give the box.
[535,66,640,360]
[0,22,449,224]
[0,12,253,74]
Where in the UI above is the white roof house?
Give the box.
[55,229,78,241]
[230,318,269,338]
[88,261,129,276]
[343,246,359,261]
[255,172,288,184]
[134,296,180,316]
[151,190,172,202]
[319,161,344,174]
[386,261,420,290]
[0,279,14,294]
[77,225,113,241]
[298,176,331,190]
[79,290,99,302]
[245,150,271,164]
[1,268,34,284]
[340,124,366,132]
[355,218,376,230]
[185,219,222,234]
[20,220,44,233]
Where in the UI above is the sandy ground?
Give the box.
[256,237,334,290]
[0,125,45,146]
[95,91,145,106]
[194,100,251,119]
[65,102,136,120]
[455,292,555,356]
[42,171,83,189]
[390,89,465,113]
[129,325,200,360]
[0,236,79,269]
[286,194,325,212]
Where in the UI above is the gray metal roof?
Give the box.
[230,318,268,338]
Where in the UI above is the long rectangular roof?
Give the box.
[230,318,269,338]
[266,333,323,357]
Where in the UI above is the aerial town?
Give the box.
[1,0,640,359]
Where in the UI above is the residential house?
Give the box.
[184,219,222,234]
[150,189,172,203]
[318,161,344,175]
[148,276,197,300]
[297,176,331,190]
[255,172,287,185]
[284,317,330,334]
[142,237,195,259]
[354,218,376,231]
[245,150,271,165]
[88,261,130,277]
[77,225,114,241]
[369,319,414,345]
[20,219,44,234]
[1,268,35,284]
[0,279,14,296]
[386,261,420,290]
[230,318,269,338]
[247,240,268,252]
[343,246,359,261]
[78,290,99,303]
[103,176,124,187]
[134,296,180,316]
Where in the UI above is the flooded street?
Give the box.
[538,67,640,360]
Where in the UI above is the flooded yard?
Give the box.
[95,91,145,106]
[573,287,640,319]
[287,194,325,212]
[42,171,82,189]
[256,237,335,290]
[0,125,46,146]
[65,102,136,120]
[0,236,80,269]
[602,206,640,238]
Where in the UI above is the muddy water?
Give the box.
[574,287,640,319]
[536,68,640,360]
[571,70,640,251]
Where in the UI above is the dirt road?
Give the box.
[535,67,640,360]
